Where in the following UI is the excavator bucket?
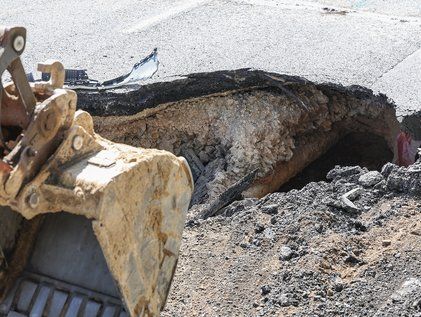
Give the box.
[0,26,193,317]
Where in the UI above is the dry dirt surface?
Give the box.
[162,163,421,317]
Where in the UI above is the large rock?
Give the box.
[386,164,421,195]
[359,171,384,187]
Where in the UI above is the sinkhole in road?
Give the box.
[0,70,404,317]
[79,69,400,203]
[277,132,394,192]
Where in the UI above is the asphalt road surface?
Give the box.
[1,0,420,116]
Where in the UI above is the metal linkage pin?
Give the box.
[12,35,25,52]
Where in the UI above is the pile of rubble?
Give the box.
[163,162,421,316]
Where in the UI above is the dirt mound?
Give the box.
[162,163,421,317]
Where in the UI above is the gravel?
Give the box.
[163,163,421,316]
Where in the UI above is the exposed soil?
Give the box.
[163,163,421,317]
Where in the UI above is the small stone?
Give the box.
[382,239,391,247]
[343,187,363,201]
[326,166,362,180]
[344,254,361,264]
[374,180,386,191]
[320,260,331,270]
[410,229,421,236]
[198,151,210,164]
[204,145,215,155]
[262,204,278,215]
[254,223,265,234]
[381,162,398,178]
[185,219,199,227]
[261,285,271,295]
[340,195,361,213]
[353,221,367,232]
[358,171,384,187]
[364,268,376,278]
[278,293,291,307]
[264,228,275,239]
[252,239,261,246]
[334,282,344,292]
[279,246,294,261]
[315,223,324,233]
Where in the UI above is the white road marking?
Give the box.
[123,0,210,33]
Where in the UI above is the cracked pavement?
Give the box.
[1,0,420,116]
